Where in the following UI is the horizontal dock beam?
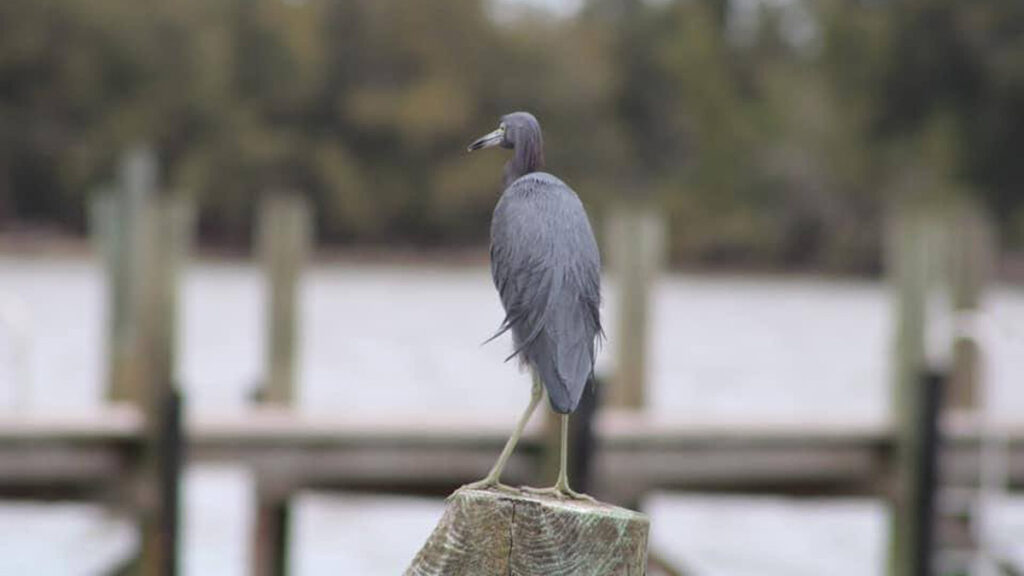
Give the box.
[0,407,1021,502]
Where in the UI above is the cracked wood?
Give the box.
[406,489,649,576]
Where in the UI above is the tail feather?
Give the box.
[523,278,599,414]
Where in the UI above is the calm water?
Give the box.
[0,256,1022,575]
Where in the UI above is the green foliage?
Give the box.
[0,0,1021,270]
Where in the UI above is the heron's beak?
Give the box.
[467,128,504,152]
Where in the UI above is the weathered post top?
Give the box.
[407,489,649,576]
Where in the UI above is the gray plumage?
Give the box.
[469,112,602,414]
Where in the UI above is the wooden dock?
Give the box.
[2,406,1022,503]
[2,153,1010,574]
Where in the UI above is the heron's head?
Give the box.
[467,112,545,184]
[467,112,542,153]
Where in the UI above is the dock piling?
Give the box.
[92,148,193,575]
[250,192,310,575]
[136,196,192,576]
[886,207,942,576]
[258,193,311,406]
[91,146,158,404]
[253,480,292,576]
[406,489,649,575]
[606,206,665,409]
[947,202,995,410]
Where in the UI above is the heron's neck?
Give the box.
[503,135,545,188]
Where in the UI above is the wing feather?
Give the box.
[489,173,602,413]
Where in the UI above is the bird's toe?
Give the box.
[449,479,516,500]
[519,484,596,502]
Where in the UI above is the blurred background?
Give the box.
[0,0,1023,574]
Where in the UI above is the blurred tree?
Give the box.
[871,1,1024,230]
[0,0,1021,269]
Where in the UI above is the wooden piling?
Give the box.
[258,194,311,405]
[135,196,193,576]
[886,208,941,576]
[253,480,292,576]
[887,208,934,423]
[406,489,649,576]
[605,206,665,409]
[946,202,995,411]
[90,147,158,404]
[139,197,194,398]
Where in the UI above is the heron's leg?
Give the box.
[552,414,594,500]
[451,375,543,497]
[521,414,595,502]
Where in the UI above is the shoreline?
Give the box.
[1,230,1023,284]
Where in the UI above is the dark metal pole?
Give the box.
[913,370,944,576]
[157,387,184,576]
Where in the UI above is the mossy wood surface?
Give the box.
[406,489,649,576]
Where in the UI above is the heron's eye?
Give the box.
[499,124,506,134]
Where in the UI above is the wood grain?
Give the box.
[406,489,649,576]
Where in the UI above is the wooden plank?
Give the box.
[2,407,1024,445]
[0,445,127,483]
[186,409,548,445]
[0,405,141,439]
[596,411,891,442]
[405,489,648,576]
[2,409,1024,500]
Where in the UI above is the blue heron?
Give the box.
[459,112,602,500]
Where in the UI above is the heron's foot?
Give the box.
[449,478,517,500]
[519,483,596,503]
